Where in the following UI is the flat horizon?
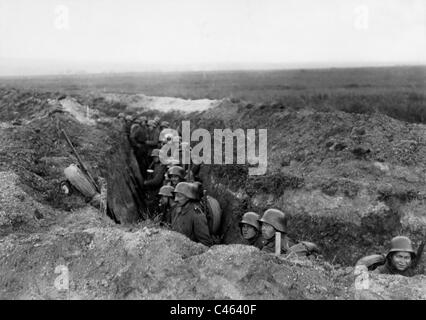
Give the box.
[0,62,425,79]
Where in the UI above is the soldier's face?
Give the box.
[160,196,169,206]
[261,223,276,240]
[391,251,412,271]
[241,224,257,240]
[152,156,159,163]
[170,175,181,186]
[175,192,188,206]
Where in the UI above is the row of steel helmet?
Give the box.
[240,208,424,276]
[117,112,176,145]
[239,209,320,256]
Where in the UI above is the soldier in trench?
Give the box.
[356,235,425,277]
[258,208,320,256]
[145,119,160,155]
[259,208,294,254]
[143,149,167,189]
[165,166,186,187]
[239,212,263,249]
[375,236,423,276]
[157,185,176,225]
[129,116,149,177]
[143,149,167,218]
[170,182,213,247]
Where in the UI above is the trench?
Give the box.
[91,104,416,267]
[99,119,400,267]
[2,89,423,269]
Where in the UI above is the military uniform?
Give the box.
[161,202,177,225]
[124,121,133,137]
[372,236,421,277]
[261,234,294,254]
[144,163,167,188]
[146,127,160,150]
[243,234,264,250]
[130,124,148,147]
[374,261,416,277]
[130,124,149,175]
[171,201,213,247]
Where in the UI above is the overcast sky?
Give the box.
[0,0,425,75]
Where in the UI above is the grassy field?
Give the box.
[0,65,425,123]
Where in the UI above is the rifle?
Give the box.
[61,128,100,193]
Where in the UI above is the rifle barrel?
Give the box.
[61,129,100,192]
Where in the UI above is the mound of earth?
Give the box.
[102,93,222,113]
[355,273,426,300]
[1,185,424,300]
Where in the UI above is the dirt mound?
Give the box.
[354,273,426,300]
[0,209,349,300]
[0,88,112,212]
[0,171,56,237]
[56,98,97,125]
[102,93,222,113]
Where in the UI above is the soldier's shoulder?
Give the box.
[190,202,204,214]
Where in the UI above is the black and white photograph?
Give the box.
[0,0,425,305]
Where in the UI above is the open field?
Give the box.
[1,66,425,124]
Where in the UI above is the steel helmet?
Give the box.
[160,121,170,128]
[259,208,288,233]
[139,116,147,123]
[158,185,174,197]
[168,166,185,179]
[386,236,416,259]
[151,149,160,157]
[239,212,260,231]
[148,120,156,127]
[174,182,198,200]
[125,115,132,121]
[153,116,161,124]
[117,113,125,119]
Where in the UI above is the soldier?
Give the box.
[129,116,149,175]
[129,116,147,145]
[259,208,294,254]
[239,212,263,249]
[145,119,160,152]
[160,120,170,131]
[170,182,213,246]
[124,115,133,137]
[373,236,419,277]
[158,185,176,225]
[116,113,127,133]
[166,166,186,187]
[153,116,161,127]
[143,149,167,189]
